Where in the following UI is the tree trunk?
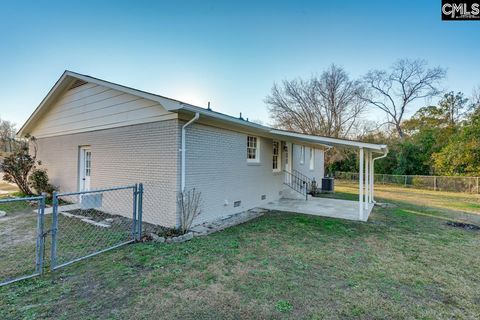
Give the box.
[396,123,405,139]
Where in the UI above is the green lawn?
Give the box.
[1,185,480,319]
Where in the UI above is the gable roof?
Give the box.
[18,70,388,153]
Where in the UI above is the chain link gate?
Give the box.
[50,184,143,270]
[0,183,143,287]
[0,195,46,287]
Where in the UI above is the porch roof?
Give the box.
[178,104,388,154]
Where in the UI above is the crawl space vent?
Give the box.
[233,201,241,207]
[261,195,266,200]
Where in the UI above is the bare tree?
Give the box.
[265,64,366,138]
[362,59,446,138]
[0,118,16,152]
[472,85,480,108]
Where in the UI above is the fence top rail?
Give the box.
[57,184,137,197]
[335,172,479,180]
[0,195,44,203]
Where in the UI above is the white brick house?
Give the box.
[18,71,388,227]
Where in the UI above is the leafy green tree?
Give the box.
[437,91,469,126]
[432,114,480,176]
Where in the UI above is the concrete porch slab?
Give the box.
[260,197,374,222]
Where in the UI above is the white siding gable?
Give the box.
[29,82,176,138]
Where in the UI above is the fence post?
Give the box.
[434,176,437,191]
[131,184,138,240]
[51,192,59,270]
[137,183,144,241]
[477,177,479,194]
[35,194,46,274]
[383,174,385,185]
[404,175,407,187]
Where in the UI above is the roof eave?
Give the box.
[178,106,388,152]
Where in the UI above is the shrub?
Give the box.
[1,136,37,195]
[177,188,202,234]
[28,168,57,196]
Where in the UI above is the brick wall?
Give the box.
[35,120,181,227]
[292,144,325,181]
[184,122,284,224]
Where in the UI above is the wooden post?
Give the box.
[434,176,437,191]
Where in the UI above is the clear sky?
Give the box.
[1,0,479,127]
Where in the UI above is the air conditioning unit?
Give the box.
[321,177,334,193]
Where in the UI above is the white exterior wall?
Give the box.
[35,120,181,227]
[29,82,175,138]
[292,144,325,181]
[184,123,284,224]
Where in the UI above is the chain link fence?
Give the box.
[0,184,143,287]
[335,172,480,194]
[51,185,142,270]
[0,195,45,286]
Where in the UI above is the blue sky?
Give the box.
[1,0,479,127]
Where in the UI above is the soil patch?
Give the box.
[446,221,480,231]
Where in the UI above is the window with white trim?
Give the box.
[300,146,305,165]
[247,136,259,162]
[309,148,315,170]
[272,140,281,172]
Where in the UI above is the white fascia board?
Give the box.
[179,104,271,132]
[17,71,72,137]
[179,105,387,153]
[269,129,388,152]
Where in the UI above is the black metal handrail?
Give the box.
[292,169,313,186]
[283,170,310,200]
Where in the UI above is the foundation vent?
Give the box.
[234,201,241,207]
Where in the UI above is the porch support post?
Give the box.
[369,152,374,203]
[365,150,369,209]
[359,147,364,220]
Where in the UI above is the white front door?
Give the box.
[79,147,91,191]
[284,142,292,172]
[284,142,292,183]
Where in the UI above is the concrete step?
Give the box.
[280,186,311,200]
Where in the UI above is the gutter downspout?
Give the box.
[371,149,388,203]
[181,112,200,192]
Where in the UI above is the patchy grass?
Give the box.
[1,185,480,319]
[0,206,134,285]
[332,181,480,224]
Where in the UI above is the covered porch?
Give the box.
[261,197,374,222]
[270,130,388,221]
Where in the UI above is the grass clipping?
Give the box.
[177,188,202,234]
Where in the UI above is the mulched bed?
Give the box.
[65,209,181,239]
